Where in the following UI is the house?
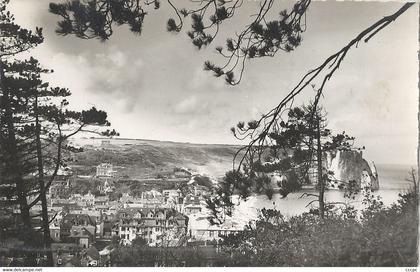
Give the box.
[123,197,164,209]
[50,223,61,242]
[162,190,181,205]
[68,225,96,249]
[120,190,165,208]
[94,195,109,206]
[96,163,116,178]
[141,189,163,200]
[120,193,135,203]
[60,214,96,243]
[101,209,117,221]
[184,195,201,205]
[51,200,80,213]
[182,194,204,215]
[50,198,78,208]
[162,189,181,199]
[49,180,71,199]
[188,214,244,242]
[115,208,188,246]
[95,204,110,212]
[183,204,202,215]
[80,192,95,207]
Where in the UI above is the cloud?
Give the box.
[75,47,146,113]
[8,0,418,164]
[173,96,210,115]
[34,46,146,114]
[108,51,127,68]
[187,67,225,93]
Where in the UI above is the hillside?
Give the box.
[69,138,242,179]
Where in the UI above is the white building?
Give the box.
[183,204,203,215]
[114,208,188,247]
[141,189,163,200]
[96,163,116,178]
[188,213,243,242]
[162,189,181,199]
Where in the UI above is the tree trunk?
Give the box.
[34,95,54,266]
[316,118,325,218]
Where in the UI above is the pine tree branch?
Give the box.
[232,2,414,171]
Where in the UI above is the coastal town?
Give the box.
[1,0,417,268]
[0,134,384,267]
[1,159,244,267]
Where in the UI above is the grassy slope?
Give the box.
[70,138,242,179]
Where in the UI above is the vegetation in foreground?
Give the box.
[220,189,418,266]
[110,182,418,267]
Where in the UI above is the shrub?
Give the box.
[219,190,418,266]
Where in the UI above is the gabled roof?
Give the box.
[117,208,188,221]
[184,195,201,205]
[62,213,96,227]
[95,195,109,202]
[69,225,95,238]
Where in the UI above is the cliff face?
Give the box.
[325,150,379,190]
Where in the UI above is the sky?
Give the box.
[7,0,419,165]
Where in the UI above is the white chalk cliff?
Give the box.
[324,150,379,190]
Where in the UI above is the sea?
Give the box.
[230,164,417,225]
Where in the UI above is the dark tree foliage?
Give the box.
[1,55,117,265]
[167,0,310,85]
[193,175,213,188]
[0,0,43,57]
[2,56,118,209]
[201,0,310,84]
[1,0,118,265]
[49,0,155,41]
[218,188,418,266]
[131,236,148,247]
[110,243,229,267]
[49,0,311,84]
[0,0,45,258]
[206,102,359,223]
